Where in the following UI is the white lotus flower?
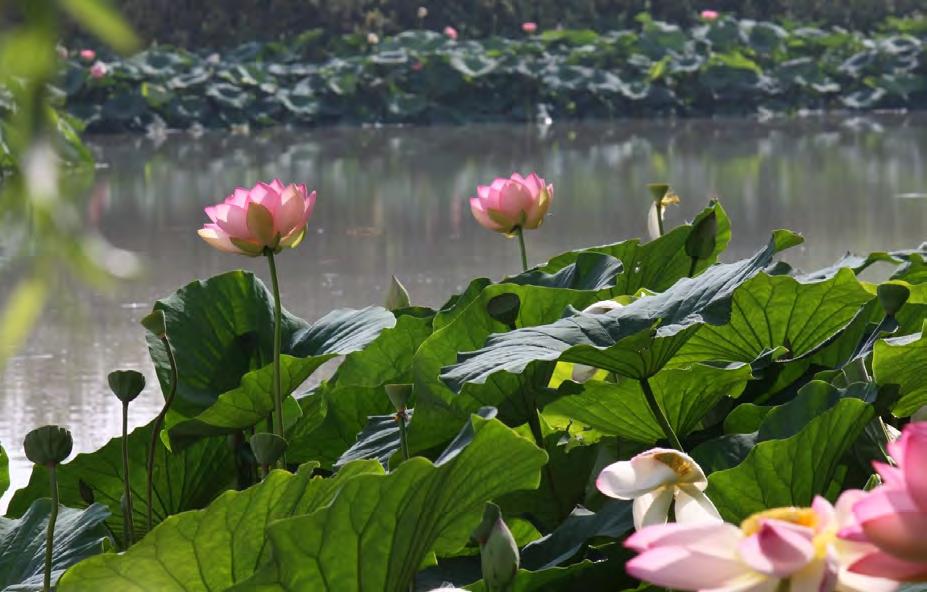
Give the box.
[596,448,721,530]
[571,299,623,383]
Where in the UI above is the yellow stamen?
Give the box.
[740,507,818,536]
[654,452,694,477]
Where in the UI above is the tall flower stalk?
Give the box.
[107,369,145,547]
[265,249,285,460]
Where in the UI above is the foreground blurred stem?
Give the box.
[265,250,286,467]
[147,335,178,531]
[515,227,528,272]
[43,465,59,592]
[639,377,683,451]
[121,401,134,547]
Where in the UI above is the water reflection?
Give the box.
[2,114,927,503]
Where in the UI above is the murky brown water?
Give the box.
[3,114,927,505]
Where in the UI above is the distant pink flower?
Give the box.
[79,49,96,61]
[522,22,538,34]
[411,61,424,71]
[443,26,458,40]
[197,179,317,256]
[700,9,720,21]
[626,494,899,592]
[469,172,552,234]
[841,421,927,581]
[89,61,108,79]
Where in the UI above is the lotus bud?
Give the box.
[385,275,411,311]
[108,370,146,403]
[24,425,73,466]
[472,502,519,592]
[877,283,910,317]
[486,293,520,329]
[141,309,167,338]
[250,433,288,467]
[385,384,413,412]
[685,210,718,261]
[417,6,428,19]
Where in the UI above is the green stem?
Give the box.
[147,334,178,532]
[639,377,683,451]
[656,204,665,237]
[687,256,699,278]
[265,250,286,468]
[43,464,59,592]
[515,226,528,272]
[121,401,134,547]
[397,410,410,462]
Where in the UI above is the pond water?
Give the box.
[3,114,927,504]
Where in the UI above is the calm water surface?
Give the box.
[3,114,927,503]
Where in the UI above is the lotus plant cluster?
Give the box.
[9,172,927,592]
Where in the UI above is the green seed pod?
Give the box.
[877,283,910,317]
[647,183,670,204]
[107,370,146,403]
[384,384,413,412]
[385,275,411,311]
[486,293,520,329]
[249,432,288,467]
[140,310,167,338]
[23,425,73,466]
[472,503,519,592]
[685,210,718,261]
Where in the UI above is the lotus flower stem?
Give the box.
[147,334,178,531]
[397,409,410,462]
[639,377,683,451]
[43,465,59,592]
[687,256,699,278]
[265,250,286,467]
[121,401,134,547]
[515,226,529,272]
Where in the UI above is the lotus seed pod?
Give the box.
[877,283,910,317]
[385,275,411,311]
[472,503,519,592]
[486,293,519,329]
[107,370,146,403]
[685,210,718,261]
[141,309,167,338]
[385,384,413,412]
[250,432,288,466]
[647,183,670,204]
[24,425,73,466]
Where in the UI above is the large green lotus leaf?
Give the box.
[440,231,803,395]
[546,362,752,444]
[286,313,434,467]
[706,381,874,521]
[147,270,395,418]
[672,268,873,365]
[56,461,382,592]
[0,501,110,591]
[230,415,547,591]
[8,421,235,546]
[872,324,927,416]
[464,560,617,592]
[520,500,632,570]
[0,443,7,499]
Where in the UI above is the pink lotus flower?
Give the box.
[597,448,721,530]
[700,9,720,20]
[197,179,316,256]
[89,61,108,79]
[79,49,96,61]
[444,26,459,40]
[469,172,553,235]
[841,421,927,581]
[626,494,899,592]
[522,22,538,34]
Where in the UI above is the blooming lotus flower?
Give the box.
[841,421,927,581]
[197,179,316,256]
[700,9,720,20]
[571,300,623,382]
[469,172,553,235]
[79,48,96,61]
[417,6,428,19]
[444,26,458,40]
[597,448,721,530]
[625,494,898,592]
[522,22,538,34]
[89,61,108,79]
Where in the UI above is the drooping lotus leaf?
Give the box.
[0,501,109,591]
[440,230,802,394]
[8,420,236,546]
[333,411,413,469]
[872,323,927,416]
[229,414,547,591]
[56,461,382,591]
